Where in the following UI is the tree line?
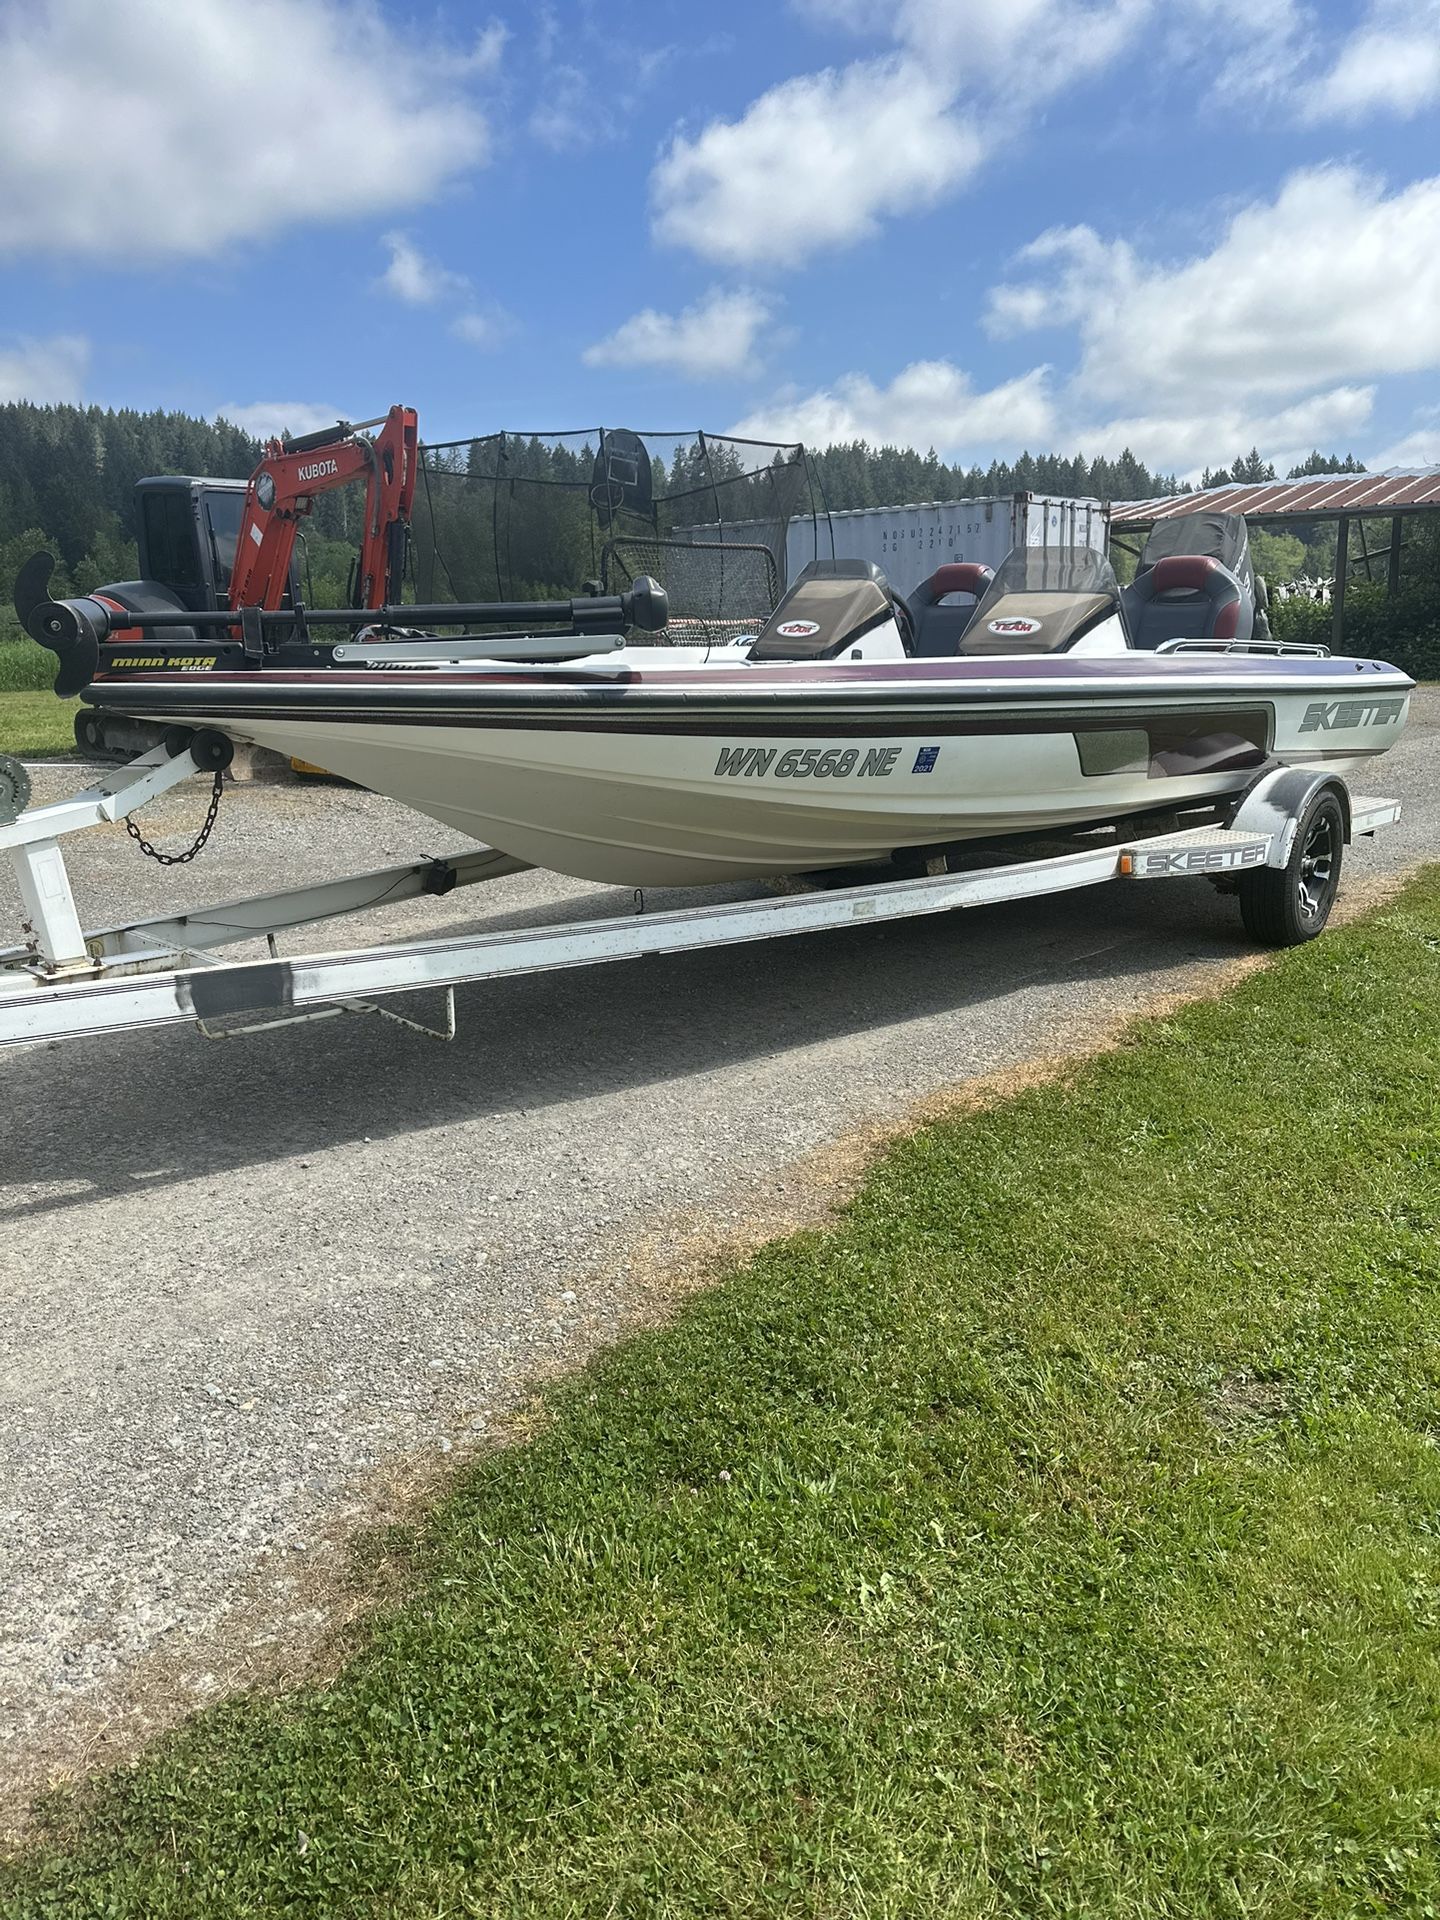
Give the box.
[0,402,263,595]
[0,397,1381,621]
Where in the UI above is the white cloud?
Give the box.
[1368,431,1440,470]
[216,402,345,442]
[653,57,981,269]
[905,0,1150,93]
[1368,409,1440,471]
[529,65,591,153]
[450,307,515,351]
[583,289,775,379]
[0,1,497,260]
[375,233,511,349]
[730,357,1380,483]
[667,0,1425,277]
[652,0,1155,268]
[1072,387,1378,483]
[377,233,469,306]
[979,165,1440,476]
[1302,0,1440,119]
[1177,0,1440,121]
[800,1,1439,159]
[527,31,674,152]
[796,0,1150,94]
[731,361,1056,454]
[455,20,508,76]
[985,224,1135,337]
[724,161,1440,480]
[1168,0,1309,102]
[988,168,1440,407]
[0,334,89,405]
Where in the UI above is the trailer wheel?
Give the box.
[73,709,105,756]
[1237,788,1344,946]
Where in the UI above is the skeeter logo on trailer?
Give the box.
[1298,697,1405,733]
[714,746,905,779]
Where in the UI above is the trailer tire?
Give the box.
[73,709,105,756]
[1237,788,1344,946]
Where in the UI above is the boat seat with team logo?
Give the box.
[906,563,995,657]
[1123,555,1245,650]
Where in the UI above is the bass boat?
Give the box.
[20,543,1413,887]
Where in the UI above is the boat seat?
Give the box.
[907,563,995,657]
[1124,555,1243,650]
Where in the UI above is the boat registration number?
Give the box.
[714,746,925,780]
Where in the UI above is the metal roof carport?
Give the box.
[1112,469,1440,647]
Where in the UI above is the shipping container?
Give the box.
[680,494,1109,601]
[788,495,1109,597]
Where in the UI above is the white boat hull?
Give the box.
[168,686,1409,885]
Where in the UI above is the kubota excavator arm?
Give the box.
[228,405,418,613]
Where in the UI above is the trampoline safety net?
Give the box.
[412,429,825,642]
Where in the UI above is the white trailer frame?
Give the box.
[0,745,1401,1052]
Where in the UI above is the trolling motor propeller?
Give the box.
[12,551,109,697]
[11,549,55,629]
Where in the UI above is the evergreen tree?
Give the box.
[1230,448,1278,483]
[1286,450,1367,478]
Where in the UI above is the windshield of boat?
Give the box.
[961,546,1124,654]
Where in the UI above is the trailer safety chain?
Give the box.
[125,769,225,866]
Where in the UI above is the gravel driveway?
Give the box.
[3,689,1437,1817]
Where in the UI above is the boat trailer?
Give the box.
[0,744,1402,1052]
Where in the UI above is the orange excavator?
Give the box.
[14,405,418,754]
[229,405,417,612]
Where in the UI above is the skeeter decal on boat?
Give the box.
[714,745,904,779]
[1298,696,1405,733]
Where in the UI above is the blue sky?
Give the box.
[0,0,1437,480]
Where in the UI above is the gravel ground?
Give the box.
[2,691,1437,1816]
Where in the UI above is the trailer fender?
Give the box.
[1228,767,1352,868]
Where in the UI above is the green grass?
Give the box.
[5,875,1440,1918]
[0,631,75,758]
[0,692,79,758]
[0,629,59,693]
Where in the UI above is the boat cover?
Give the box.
[1139,513,1253,590]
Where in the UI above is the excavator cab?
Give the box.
[135,477,296,613]
[15,406,414,756]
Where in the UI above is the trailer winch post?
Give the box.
[0,743,210,976]
[9,835,88,971]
